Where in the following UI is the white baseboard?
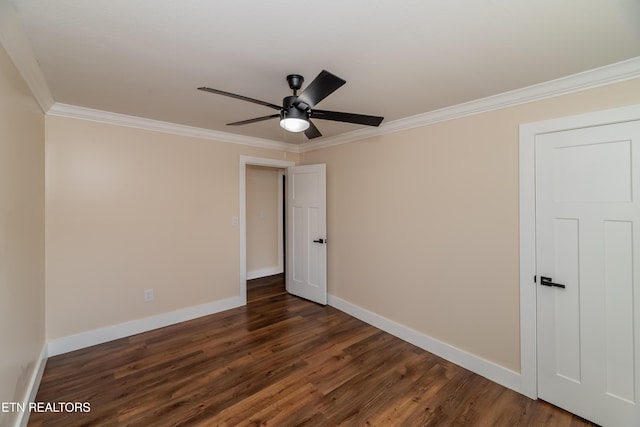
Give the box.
[246,266,283,280]
[48,296,243,356]
[14,343,48,427]
[327,294,522,394]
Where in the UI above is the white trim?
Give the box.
[0,0,55,112]
[47,296,242,356]
[247,266,283,280]
[20,57,637,154]
[14,344,48,427]
[302,57,640,152]
[239,156,295,305]
[518,103,640,399]
[518,122,539,399]
[328,294,521,394]
[47,103,295,152]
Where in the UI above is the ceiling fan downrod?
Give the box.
[286,74,304,96]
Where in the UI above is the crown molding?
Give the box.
[300,56,640,153]
[0,0,55,112]
[47,103,299,152]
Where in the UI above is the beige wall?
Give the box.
[45,115,298,340]
[246,165,281,275]
[302,78,640,372]
[0,44,45,425]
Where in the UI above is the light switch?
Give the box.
[232,216,239,226]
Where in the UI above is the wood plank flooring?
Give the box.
[29,274,596,426]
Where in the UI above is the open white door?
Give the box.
[286,164,327,305]
[536,121,640,426]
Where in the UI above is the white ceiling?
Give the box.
[8,0,640,144]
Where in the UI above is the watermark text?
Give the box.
[1,401,91,413]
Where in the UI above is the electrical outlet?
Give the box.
[144,289,154,302]
[232,216,239,226]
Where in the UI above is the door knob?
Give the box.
[540,276,566,289]
[313,238,326,244]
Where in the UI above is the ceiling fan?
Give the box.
[198,70,384,140]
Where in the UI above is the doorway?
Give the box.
[245,165,284,280]
[239,156,294,305]
[245,165,285,302]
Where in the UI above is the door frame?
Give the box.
[518,103,640,399]
[239,156,295,305]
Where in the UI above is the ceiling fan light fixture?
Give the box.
[280,117,309,132]
[279,107,309,132]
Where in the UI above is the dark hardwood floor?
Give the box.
[29,274,596,426]
[245,273,287,302]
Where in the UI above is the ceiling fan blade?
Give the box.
[310,109,384,127]
[198,87,281,110]
[294,70,346,109]
[227,114,280,126]
[304,120,322,139]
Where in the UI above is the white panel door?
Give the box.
[286,164,327,305]
[536,121,640,426]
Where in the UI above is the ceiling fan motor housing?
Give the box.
[281,95,308,121]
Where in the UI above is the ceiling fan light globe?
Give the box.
[280,117,309,132]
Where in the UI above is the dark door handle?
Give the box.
[313,238,326,244]
[540,276,566,289]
